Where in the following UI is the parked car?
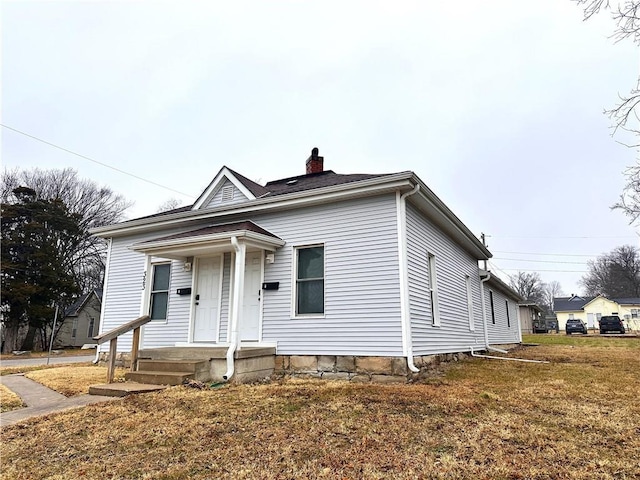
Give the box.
[533,320,549,333]
[599,315,626,334]
[566,319,587,335]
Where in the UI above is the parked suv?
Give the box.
[565,319,587,335]
[599,315,626,334]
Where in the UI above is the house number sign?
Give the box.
[142,271,146,290]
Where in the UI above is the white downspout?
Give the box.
[397,185,421,373]
[480,272,491,351]
[469,347,548,364]
[224,236,245,381]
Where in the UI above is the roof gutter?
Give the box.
[397,184,421,374]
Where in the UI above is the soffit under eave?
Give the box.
[409,193,490,260]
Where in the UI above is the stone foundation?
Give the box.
[98,351,132,368]
[274,352,470,383]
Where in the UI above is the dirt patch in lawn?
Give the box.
[2,338,639,479]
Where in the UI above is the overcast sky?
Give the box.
[2,1,638,295]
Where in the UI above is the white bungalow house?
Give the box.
[92,149,521,383]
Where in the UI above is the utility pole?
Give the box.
[481,232,488,271]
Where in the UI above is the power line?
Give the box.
[493,257,588,265]
[492,250,598,258]
[1,123,196,199]
[490,235,637,239]
[496,267,588,273]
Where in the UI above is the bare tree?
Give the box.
[575,1,640,222]
[542,280,564,313]
[156,197,183,213]
[1,167,132,292]
[580,245,640,297]
[509,271,546,305]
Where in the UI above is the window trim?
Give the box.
[292,244,325,318]
[505,300,511,328]
[87,317,95,338]
[465,275,474,331]
[427,252,440,326]
[149,262,171,322]
[489,290,496,325]
[71,318,78,338]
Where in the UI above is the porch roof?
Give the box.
[130,221,285,259]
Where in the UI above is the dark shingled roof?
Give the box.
[64,289,102,317]
[112,162,403,228]
[611,297,640,305]
[261,170,397,197]
[553,296,595,312]
[136,221,281,245]
[226,167,270,197]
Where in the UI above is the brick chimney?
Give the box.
[306,147,324,174]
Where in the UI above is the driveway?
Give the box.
[1,355,96,367]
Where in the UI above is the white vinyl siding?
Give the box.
[99,230,193,352]
[218,253,232,342]
[406,203,485,355]
[204,179,248,208]
[484,283,520,345]
[466,275,474,331]
[255,194,403,356]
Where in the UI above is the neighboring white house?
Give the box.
[92,149,521,380]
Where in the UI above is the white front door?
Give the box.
[587,313,595,329]
[240,251,262,341]
[193,256,222,342]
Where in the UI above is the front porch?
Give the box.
[89,346,275,397]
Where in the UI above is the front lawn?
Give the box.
[1,337,638,479]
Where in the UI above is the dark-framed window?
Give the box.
[427,252,440,326]
[295,245,324,315]
[505,300,511,328]
[150,263,171,320]
[489,290,496,324]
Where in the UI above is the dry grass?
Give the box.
[0,383,23,412]
[25,366,126,397]
[2,338,639,479]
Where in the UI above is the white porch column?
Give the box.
[230,237,246,350]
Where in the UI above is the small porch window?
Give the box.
[150,263,171,320]
[295,245,324,315]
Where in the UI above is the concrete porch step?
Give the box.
[137,359,208,373]
[125,370,194,385]
[89,382,168,397]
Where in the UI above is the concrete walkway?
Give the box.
[1,354,96,367]
[0,374,119,428]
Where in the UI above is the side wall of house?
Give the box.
[98,230,194,352]
[484,286,521,344]
[252,194,403,356]
[406,203,485,355]
[518,306,534,334]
